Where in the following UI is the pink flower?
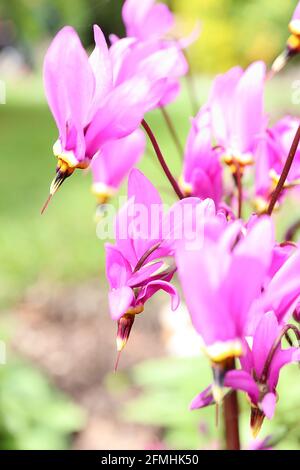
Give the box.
[122,0,174,41]
[208,62,266,169]
[43,25,167,206]
[180,107,223,207]
[90,129,146,204]
[105,168,208,353]
[255,116,300,205]
[176,216,274,363]
[291,1,300,29]
[109,33,188,108]
[191,312,300,436]
[261,248,300,325]
[272,2,300,73]
[247,436,273,451]
[292,1,300,21]
[115,0,199,107]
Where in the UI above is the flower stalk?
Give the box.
[223,359,240,450]
[267,124,300,215]
[142,119,184,200]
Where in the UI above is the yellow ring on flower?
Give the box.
[202,339,243,363]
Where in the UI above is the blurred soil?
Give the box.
[10,280,165,450]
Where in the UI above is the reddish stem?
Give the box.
[235,165,243,219]
[267,124,300,215]
[223,359,240,450]
[142,119,184,200]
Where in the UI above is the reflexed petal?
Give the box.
[89,25,113,117]
[137,3,174,40]
[268,243,297,280]
[109,286,135,321]
[128,168,163,260]
[161,197,210,251]
[232,61,266,153]
[122,0,173,40]
[225,370,259,403]
[123,0,155,36]
[176,240,236,345]
[263,250,300,323]
[209,66,243,146]
[43,26,95,158]
[128,168,162,208]
[252,312,279,379]
[190,385,214,410]
[137,279,179,310]
[268,347,300,389]
[128,261,164,287]
[235,216,274,264]
[260,393,276,420]
[292,2,300,21]
[105,244,132,289]
[91,130,145,189]
[85,76,164,156]
[115,198,138,267]
[239,341,254,373]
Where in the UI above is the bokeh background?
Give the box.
[0,0,300,450]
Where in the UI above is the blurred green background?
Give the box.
[0,0,300,450]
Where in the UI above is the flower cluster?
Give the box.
[42,0,300,444]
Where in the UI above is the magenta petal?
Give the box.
[239,341,254,374]
[122,0,155,37]
[292,2,300,21]
[162,197,212,250]
[133,46,188,86]
[109,37,137,82]
[43,26,95,157]
[105,244,132,289]
[224,257,268,336]
[263,250,300,324]
[138,4,174,40]
[189,386,214,410]
[176,239,235,345]
[137,280,179,311]
[122,0,173,40]
[128,168,162,208]
[225,370,259,403]
[252,312,279,379]
[268,243,296,280]
[209,66,243,146]
[128,168,163,259]
[109,286,134,321]
[89,25,113,117]
[235,216,274,264]
[159,79,181,107]
[232,61,266,153]
[115,198,138,267]
[91,130,145,189]
[127,261,164,287]
[85,76,164,155]
[268,347,300,389]
[260,393,276,420]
